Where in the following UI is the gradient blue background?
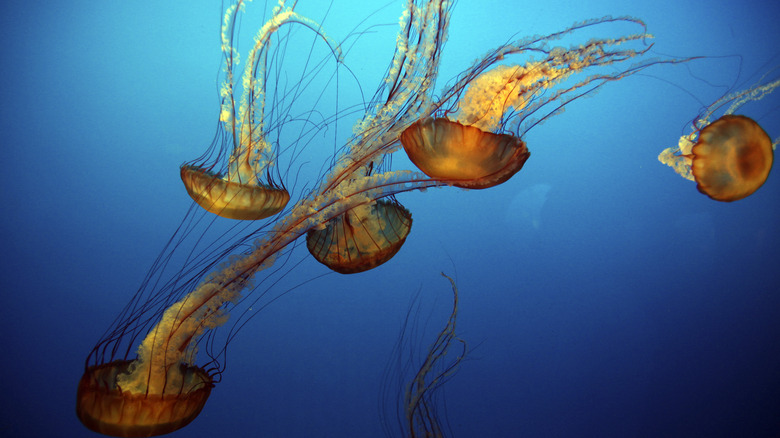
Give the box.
[2,0,780,437]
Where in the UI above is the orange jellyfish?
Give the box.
[306,159,414,274]
[400,18,676,189]
[658,74,779,201]
[77,1,667,435]
[307,196,413,274]
[180,0,341,220]
[76,296,218,437]
[400,116,530,189]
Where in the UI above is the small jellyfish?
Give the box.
[659,74,779,201]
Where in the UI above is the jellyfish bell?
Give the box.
[181,164,290,220]
[306,198,413,274]
[660,114,777,203]
[689,115,774,202]
[400,63,537,189]
[76,360,213,437]
[400,117,530,189]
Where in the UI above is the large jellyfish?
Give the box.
[77,0,667,435]
[399,18,677,189]
[400,115,530,189]
[180,0,341,220]
[658,73,779,201]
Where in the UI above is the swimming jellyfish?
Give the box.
[180,0,341,219]
[400,17,669,189]
[658,74,779,201]
[306,195,413,274]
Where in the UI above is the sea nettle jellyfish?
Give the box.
[658,72,779,201]
[180,0,342,220]
[398,17,682,189]
[77,0,667,435]
[306,168,414,275]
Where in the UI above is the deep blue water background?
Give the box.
[2,1,780,437]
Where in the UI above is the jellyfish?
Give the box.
[400,18,682,189]
[77,1,666,435]
[307,197,413,274]
[381,273,466,438]
[180,0,342,220]
[658,74,780,201]
[400,116,530,189]
[76,290,222,437]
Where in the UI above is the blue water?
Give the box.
[2,1,780,437]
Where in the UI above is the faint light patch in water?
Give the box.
[504,183,552,245]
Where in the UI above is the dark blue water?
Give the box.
[2,1,779,437]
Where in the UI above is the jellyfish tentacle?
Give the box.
[405,273,466,437]
[229,1,343,184]
[399,16,674,189]
[322,0,454,195]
